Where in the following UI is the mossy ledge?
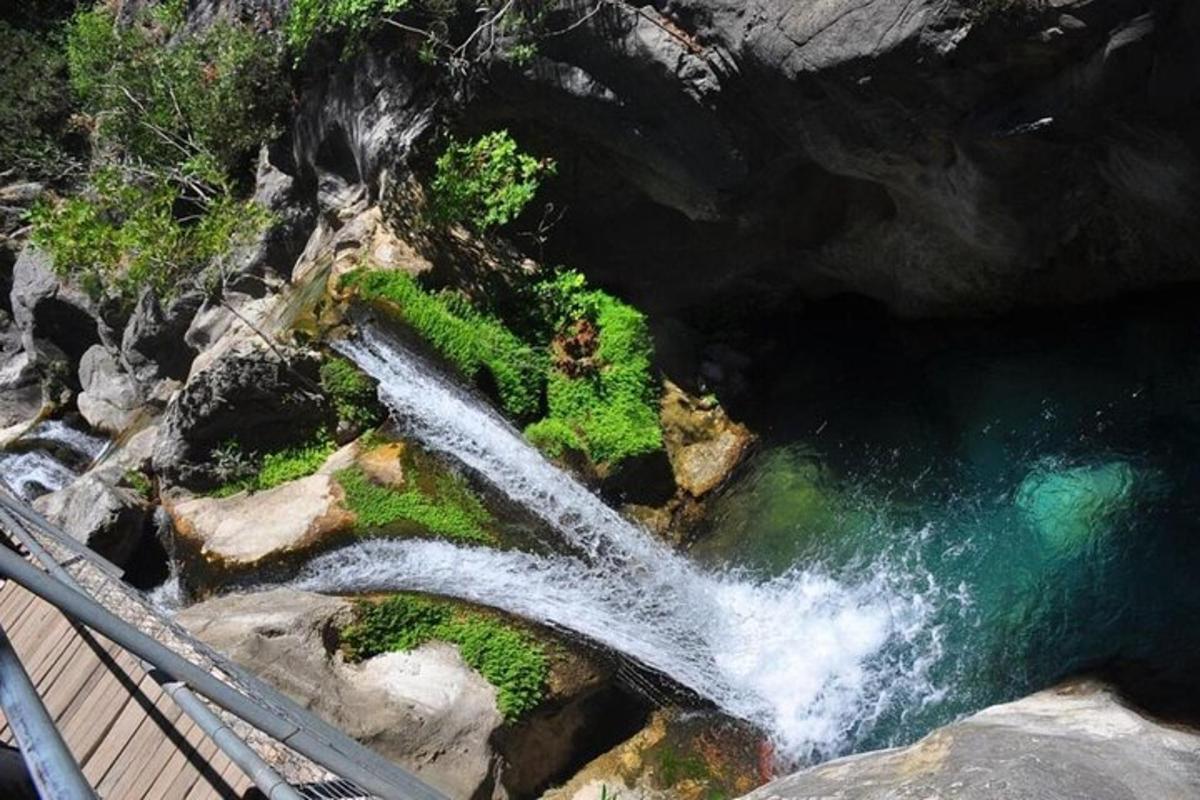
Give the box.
[341,593,548,721]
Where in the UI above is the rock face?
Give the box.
[472,0,1200,317]
[176,589,504,800]
[76,345,143,435]
[151,341,329,488]
[741,681,1200,800]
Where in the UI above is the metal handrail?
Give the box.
[0,491,447,800]
[0,623,95,799]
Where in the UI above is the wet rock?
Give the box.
[167,474,355,591]
[661,381,754,499]
[1015,460,1161,552]
[176,589,506,800]
[77,345,143,436]
[742,681,1200,800]
[32,473,148,567]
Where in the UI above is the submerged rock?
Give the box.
[1015,460,1155,552]
[741,681,1200,800]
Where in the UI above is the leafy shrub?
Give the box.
[29,168,269,303]
[342,269,546,417]
[0,21,75,179]
[336,465,495,545]
[342,593,548,720]
[67,3,286,174]
[320,355,385,430]
[285,0,410,56]
[429,131,554,232]
[211,433,338,497]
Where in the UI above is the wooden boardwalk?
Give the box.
[0,577,255,799]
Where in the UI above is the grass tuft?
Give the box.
[335,465,495,545]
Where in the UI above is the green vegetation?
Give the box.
[343,265,663,471]
[429,131,554,232]
[0,20,75,179]
[336,465,495,545]
[285,0,411,56]
[30,168,268,302]
[342,270,545,417]
[532,284,662,466]
[211,434,338,497]
[320,355,385,431]
[66,2,285,174]
[122,469,154,501]
[29,1,286,305]
[341,594,548,720]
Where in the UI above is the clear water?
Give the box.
[695,296,1200,751]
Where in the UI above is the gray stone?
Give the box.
[177,589,504,800]
[151,341,329,488]
[741,681,1200,800]
[32,474,147,567]
[77,345,143,436]
[9,246,106,363]
[120,289,202,384]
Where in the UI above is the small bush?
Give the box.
[29,168,269,304]
[67,3,286,174]
[285,0,410,56]
[342,593,548,720]
[343,269,546,418]
[336,465,495,545]
[320,355,385,430]
[429,131,554,232]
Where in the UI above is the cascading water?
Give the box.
[0,420,108,500]
[287,325,946,763]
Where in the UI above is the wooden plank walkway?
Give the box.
[0,578,255,799]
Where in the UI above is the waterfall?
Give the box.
[303,325,943,763]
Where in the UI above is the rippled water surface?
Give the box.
[696,295,1200,752]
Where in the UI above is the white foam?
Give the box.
[315,327,944,763]
[0,450,77,500]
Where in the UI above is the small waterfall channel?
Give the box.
[286,325,945,763]
[0,420,108,500]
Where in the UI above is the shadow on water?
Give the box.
[696,287,1200,750]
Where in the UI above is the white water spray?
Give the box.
[303,326,943,762]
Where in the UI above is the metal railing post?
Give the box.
[0,625,96,799]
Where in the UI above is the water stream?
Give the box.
[288,326,945,764]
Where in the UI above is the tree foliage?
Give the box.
[429,130,555,232]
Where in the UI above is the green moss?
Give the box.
[336,465,495,545]
[211,434,337,497]
[528,285,662,468]
[341,594,548,720]
[342,269,545,418]
[320,355,384,430]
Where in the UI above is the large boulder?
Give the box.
[167,473,355,592]
[151,340,329,488]
[740,681,1200,800]
[120,289,203,385]
[76,345,144,436]
[176,589,509,800]
[32,474,148,567]
[9,246,107,363]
